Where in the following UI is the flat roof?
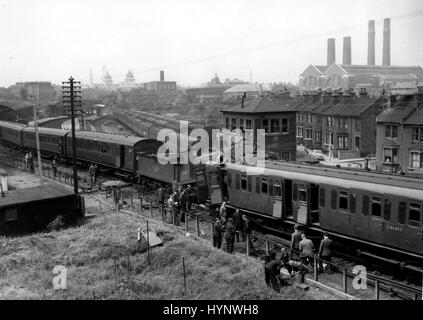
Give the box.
[0,184,75,209]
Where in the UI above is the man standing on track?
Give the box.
[318,232,333,273]
[290,224,302,259]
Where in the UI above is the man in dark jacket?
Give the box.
[299,233,315,266]
[318,232,333,273]
[264,258,284,292]
[290,225,302,259]
[212,218,224,249]
[242,214,255,252]
[233,209,243,242]
[224,218,235,254]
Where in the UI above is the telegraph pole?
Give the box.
[33,102,43,184]
[62,76,81,194]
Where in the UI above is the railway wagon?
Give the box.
[22,127,67,156]
[0,121,24,147]
[64,131,159,172]
[204,162,423,257]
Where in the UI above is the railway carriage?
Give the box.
[0,121,24,147]
[22,127,67,156]
[203,161,423,257]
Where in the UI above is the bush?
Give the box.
[47,215,66,231]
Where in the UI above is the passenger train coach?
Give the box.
[202,161,423,260]
[0,120,199,186]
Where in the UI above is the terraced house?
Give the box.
[295,89,387,159]
[221,95,297,161]
[376,86,423,173]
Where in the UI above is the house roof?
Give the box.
[224,84,270,93]
[376,95,417,123]
[403,105,423,125]
[340,64,423,76]
[222,97,296,114]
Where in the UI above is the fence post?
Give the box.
[196,216,200,237]
[185,212,189,232]
[146,220,150,265]
[130,193,134,208]
[265,241,270,256]
[182,257,187,293]
[246,234,250,256]
[149,200,153,217]
[210,222,213,244]
[374,279,380,300]
[343,268,348,293]
[314,256,318,282]
[140,196,143,213]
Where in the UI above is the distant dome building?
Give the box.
[119,69,138,91]
[103,72,113,88]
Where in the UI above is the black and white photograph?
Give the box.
[0,0,422,308]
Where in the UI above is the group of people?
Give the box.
[166,184,193,225]
[212,203,253,254]
[24,152,34,173]
[264,226,333,292]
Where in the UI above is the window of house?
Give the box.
[412,128,419,142]
[324,132,333,145]
[331,190,337,209]
[385,125,398,138]
[384,199,391,221]
[239,119,244,131]
[383,148,398,164]
[241,174,247,191]
[350,194,356,213]
[231,118,237,130]
[262,119,269,134]
[274,182,282,198]
[338,118,347,129]
[339,191,348,210]
[245,119,252,130]
[338,136,348,148]
[317,115,322,124]
[371,197,382,217]
[410,152,423,168]
[306,114,312,123]
[326,116,334,126]
[315,131,322,142]
[305,128,312,140]
[298,113,304,122]
[261,178,268,194]
[398,202,407,224]
[362,195,369,215]
[409,203,421,225]
[271,119,280,133]
[319,188,325,207]
[297,126,303,138]
[281,118,288,133]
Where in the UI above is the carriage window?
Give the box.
[235,174,240,190]
[241,175,247,191]
[269,179,273,196]
[362,196,369,215]
[331,190,337,209]
[371,197,382,217]
[350,194,356,213]
[261,178,268,194]
[384,199,391,221]
[409,204,421,225]
[339,191,348,210]
[274,182,282,198]
[293,184,298,201]
[319,188,325,207]
[398,202,406,224]
[209,172,219,186]
[256,177,260,193]
[299,187,307,202]
[247,176,252,192]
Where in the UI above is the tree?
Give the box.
[19,88,28,100]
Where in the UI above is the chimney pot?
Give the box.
[160,70,165,82]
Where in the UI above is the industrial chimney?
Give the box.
[343,36,352,65]
[367,20,375,65]
[160,70,165,82]
[383,18,391,66]
[327,38,336,66]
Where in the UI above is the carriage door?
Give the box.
[272,180,283,218]
[283,179,293,218]
[119,145,125,168]
[309,184,320,224]
[293,183,308,224]
[194,167,208,203]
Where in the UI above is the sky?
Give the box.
[1,0,423,87]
